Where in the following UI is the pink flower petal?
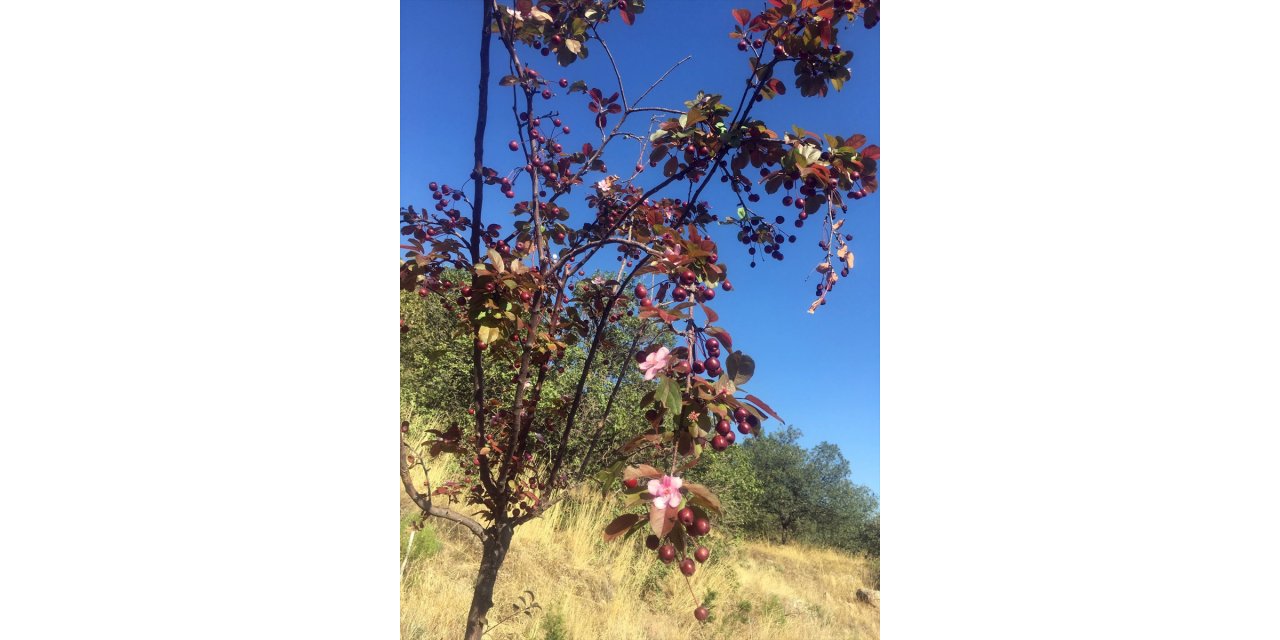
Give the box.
[647,479,661,495]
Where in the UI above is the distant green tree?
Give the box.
[698,425,878,554]
[686,443,765,534]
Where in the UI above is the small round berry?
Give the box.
[680,557,696,576]
[658,544,676,563]
[694,546,710,563]
[692,517,711,536]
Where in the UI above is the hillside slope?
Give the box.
[401,470,879,640]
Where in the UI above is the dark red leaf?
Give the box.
[705,327,733,350]
[731,8,750,26]
[603,513,642,541]
[744,393,783,422]
[620,8,634,25]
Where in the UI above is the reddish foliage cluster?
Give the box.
[400,0,879,632]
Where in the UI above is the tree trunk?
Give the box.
[464,525,513,640]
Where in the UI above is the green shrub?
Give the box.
[759,594,786,627]
[541,606,568,640]
[400,513,441,563]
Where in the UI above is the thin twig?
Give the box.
[592,25,628,110]
[631,55,692,108]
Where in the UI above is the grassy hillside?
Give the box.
[401,466,879,640]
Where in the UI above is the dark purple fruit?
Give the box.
[658,544,676,563]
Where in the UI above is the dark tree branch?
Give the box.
[576,328,646,478]
[401,441,487,542]
[592,25,628,110]
[544,255,650,488]
[470,0,498,496]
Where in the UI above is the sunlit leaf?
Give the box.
[683,482,722,514]
[623,463,662,481]
[650,503,675,537]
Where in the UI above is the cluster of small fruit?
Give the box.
[712,406,759,452]
[644,514,711,572]
[641,505,713,622]
[633,267,722,306]
[502,69,599,199]
[421,181,468,215]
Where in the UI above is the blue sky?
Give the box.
[402,0,880,497]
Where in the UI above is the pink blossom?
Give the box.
[637,346,671,381]
[647,474,684,510]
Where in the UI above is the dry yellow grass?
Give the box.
[401,465,878,640]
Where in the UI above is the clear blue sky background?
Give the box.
[402,0,880,497]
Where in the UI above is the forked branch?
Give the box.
[401,441,487,541]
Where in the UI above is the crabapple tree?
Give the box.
[399,1,879,637]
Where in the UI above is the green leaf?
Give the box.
[656,376,682,413]
[725,351,754,385]
[736,205,746,219]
